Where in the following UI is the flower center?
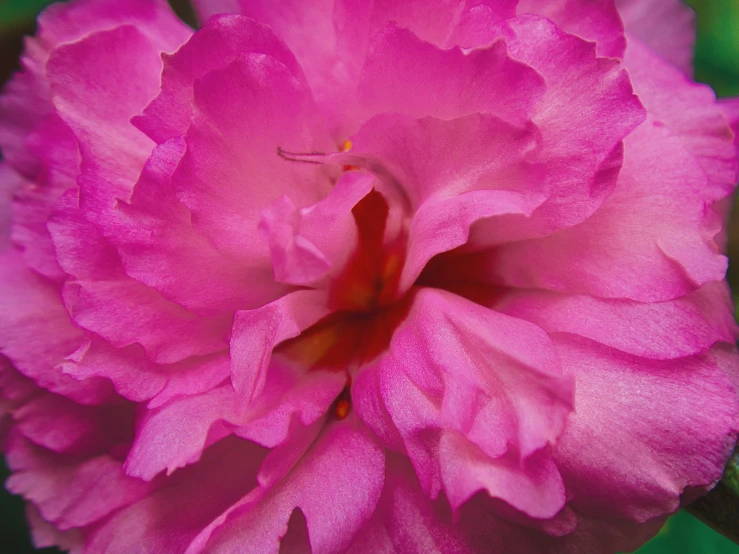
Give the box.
[273,187,412,418]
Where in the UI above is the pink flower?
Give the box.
[1,0,738,551]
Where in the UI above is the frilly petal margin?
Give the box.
[354,288,573,503]
[186,422,385,554]
[616,0,696,76]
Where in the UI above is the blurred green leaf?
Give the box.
[636,511,739,554]
[0,0,55,31]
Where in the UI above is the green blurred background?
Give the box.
[0,0,738,552]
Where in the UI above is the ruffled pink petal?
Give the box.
[230,290,332,412]
[0,252,109,404]
[470,15,644,242]
[355,288,573,500]
[489,118,727,301]
[125,385,235,480]
[721,98,739,148]
[624,37,738,196]
[115,139,286,315]
[260,171,372,286]
[401,188,545,292]
[358,24,545,126]
[45,26,164,223]
[134,14,303,144]
[233,362,345,448]
[192,422,385,554]
[344,113,542,209]
[498,281,738,360]
[440,432,565,518]
[36,0,190,53]
[13,392,130,456]
[5,433,152,530]
[11,115,77,281]
[172,53,334,260]
[26,505,84,554]
[0,163,24,249]
[87,436,269,554]
[551,336,739,522]
[63,278,229,365]
[617,0,696,75]
[517,0,626,57]
[60,337,230,407]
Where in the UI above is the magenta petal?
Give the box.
[624,38,738,196]
[45,26,165,221]
[25,505,84,554]
[125,386,235,480]
[482,15,645,239]
[13,393,111,455]
[115,139,286,315]
[36,0,189,53]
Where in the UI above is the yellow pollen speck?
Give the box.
[340,139,353,152]
[335,398,351,419]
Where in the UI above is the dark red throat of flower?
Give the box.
[274,189,411,419]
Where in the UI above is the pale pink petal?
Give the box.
[63,278,229,364]
[617,0,696,75]
[134,14,303,144]
[11,115,77,281]
[87,436,268,554]
[358,24,545,126]
[5,433,152,530]
[498,281,738,359]
[624,37,737,196]
[440,433,565,518]
[517,0,626,57]
[26,505,84,554]
[552,336,739,522]
[355,288,573,499]
[343,113,542,209]
[489,120,727,301]
[13,392,132,456]
[470,15,645,242]
[61,337,230,406]
[36,0,190,53]
[45,26,166,223]
[124,386,235,480]
[230,290,332,412]
[173,53,334,260]
[194,422,385,554]
[115,139,287,315]
[401,188,545,292]
[0,252,110,404]
[260,171,372,286]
